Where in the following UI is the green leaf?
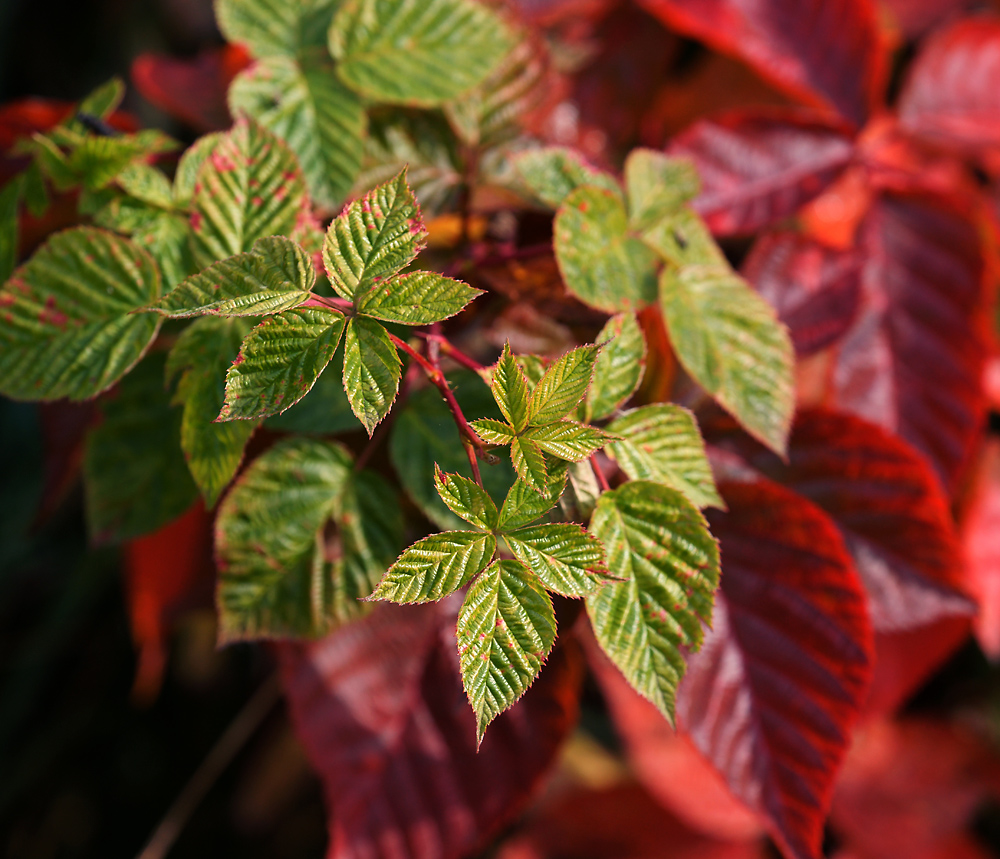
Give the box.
[505,523,609,597]
[562,460,602,522]
[174,132,225,205]
[585,313,646,422]
[116,161,174,208]
[659,264,794,455]
[606,404,722,509]
[554,186,659,313]
[322,169,425,302]
[189,118,307,266]
[330,0,515,106]
[67,131,178,191]
[434,466,498,531]
[22,160,49,217]
[642,208,728,270]
[391,375,516,530]
[26,133,75,189]
[130,212,198,293]
[510,435,548,493]
[166,317,257,506]
[83,354,198,542]
[625,149,699,232]
[216,438,386,640]
[470,417,517,445]
[221,306,346,421]
[585,480,720,722]
[0,175,23,285]
[0,227,161,401]
[356,270,481,325]
[514,146,621,209]
[229,53,366,209]
[457,558,556,742]
[77,78,125,121]
[527,343,600,426]
[497,468,568,531]
[490,342,532,432]
[150,235,314,318]
[342,315,401,435]
[523,421,613,461]
[265,349,358,434]
[216,0,340,58]
[369,530,496,603]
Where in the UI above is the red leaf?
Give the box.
[123,502,214,703]
[636,0,887,126]
[495,784,767,859]
[679,478,873,859]
[277,600,583,859]
[742,231,862,355]
[899,16,1000,158]
[831,719,1000,859]
[716,409,974,631]
[585,632,764,842]
[961,438,1000,658]
[828,191,988,492]
[668,109,855,236]
[130,45,251,133]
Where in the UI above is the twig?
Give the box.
[591,454,611,493]
[413,332,486,373]
[301,294,353,314]
[135,674,282,859]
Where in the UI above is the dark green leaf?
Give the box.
[342,315,401,434]
[606,404,722,509]
[555,186,659,313]
[368,530,496,603]
[265,350,358,434]
[586,480,720,723]
[457,558,556,742]
[0,227,161,401]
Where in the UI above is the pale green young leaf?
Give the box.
[216,0,341,58]
[457,559,556,743]
[434,466,499,531]
[150,235,314,318]
[641,208,728,269]
[0,175,23,285]
[470,417,517,445]
[505,523,610,597]
[368,531,496,603]
[497,468,568,532]
[322,169,425,302]
[527,343,600,426]
[330,0,515,106]
[166,317,257,506]
[342,315,401,435]
[221,306,346,421]
[510,435,547,493]
[0,227,161,401]
[660,265,794,455]
[173,132,225,205]
[116,161,174,208]
[523,421,614,461]
[514,146,621,209]
[606,404,722,509]
[190,118,307,266]
[215,438,356,640]
[490,342,532,432]
[77,77,125,120]
[67,131,178,191]
[585,313,646,422]
[356,270,481,325]
[391,376,516,529]
[229,53,366,209]
[625,149,700,232]
[586,480,720,723]
[554,186,659,313]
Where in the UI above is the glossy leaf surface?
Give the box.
[342,315,401,435]
[356,270,481,325]
[505,523,610,597]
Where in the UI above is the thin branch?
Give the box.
[135,674,282,859]
[302,293,354,314]
[414,332,486,373]
[591,454,611,493]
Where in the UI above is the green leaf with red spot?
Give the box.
[434,466,499,531]
[356,270,481,325]
[504,523,611,597]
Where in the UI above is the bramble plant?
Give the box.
[5,0,1000,857]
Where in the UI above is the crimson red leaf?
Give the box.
[961,438,1000,658]
[278,600,583,859]
[668,109,855,236]
[637,0,886,126]
[131,45,251,133]
[828,191,987,492]
[585,632,764,842]
[899,16,1000,157]
[679,478,873,859]
[742,231,861,355]
[716,409,974,631]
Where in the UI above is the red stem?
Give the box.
[591,454,611,493]
[414,332,486,373]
